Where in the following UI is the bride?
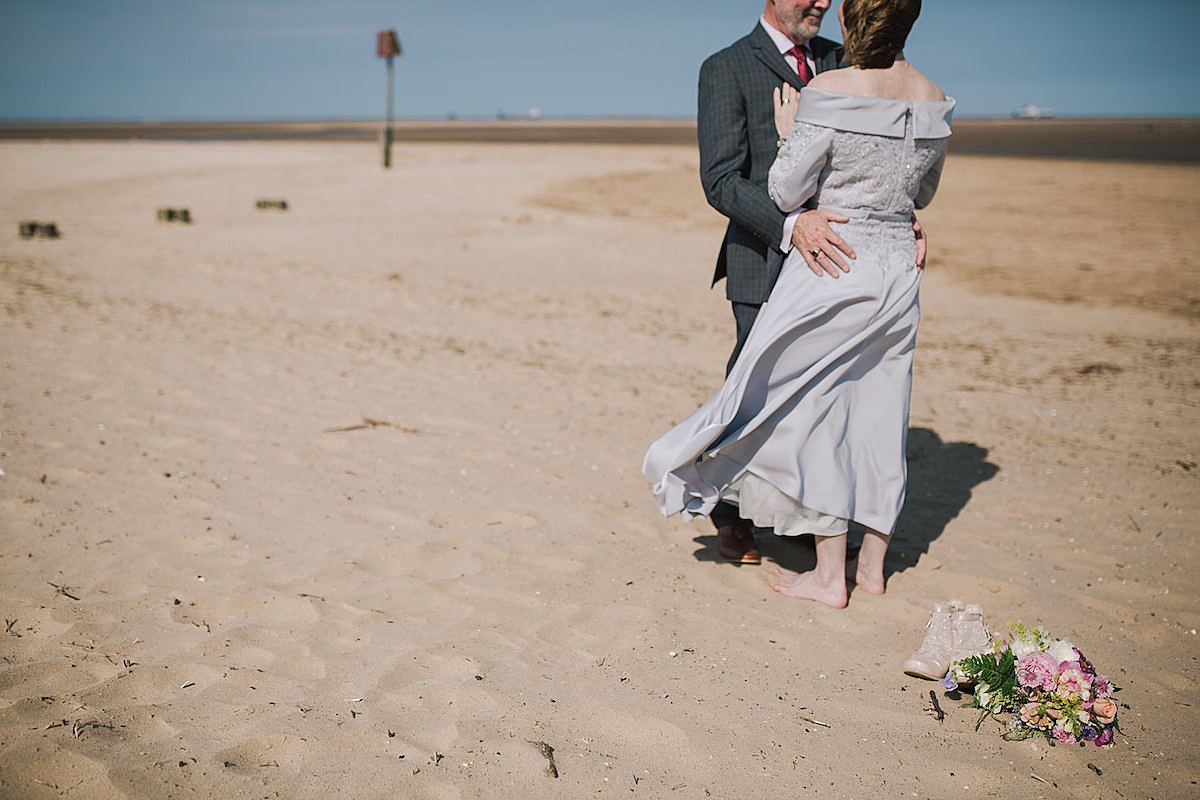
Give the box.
[643,0,953,608]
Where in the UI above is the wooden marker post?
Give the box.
[376,29,402,168]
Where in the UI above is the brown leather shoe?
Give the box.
[716,521,761,564]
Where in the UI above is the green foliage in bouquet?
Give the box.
[955,648,1017,729]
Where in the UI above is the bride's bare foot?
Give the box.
[766,567,848,608]
[853,564,886,594]
[852,527,891,595]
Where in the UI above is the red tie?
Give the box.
[789,46,813,83]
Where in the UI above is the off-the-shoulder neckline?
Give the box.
[793,88,956,138]
[801,86,955,107]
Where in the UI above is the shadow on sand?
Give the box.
[691,428,999,577]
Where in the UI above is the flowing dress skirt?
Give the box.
[644,216,920,536]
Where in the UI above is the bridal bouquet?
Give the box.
[942,623,1121,747]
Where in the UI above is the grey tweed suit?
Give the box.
[699,26,843,352]
[698,23,842,530]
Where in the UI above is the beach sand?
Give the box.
[0,139,1197,799]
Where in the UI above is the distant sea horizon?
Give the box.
[2,116,1197,162]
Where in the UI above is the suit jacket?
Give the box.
[698,25,843,303]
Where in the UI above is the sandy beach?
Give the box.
[1,137,1197,799]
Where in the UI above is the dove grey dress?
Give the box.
[644,88,955,537]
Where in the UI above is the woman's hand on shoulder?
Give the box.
[773,83,801,140]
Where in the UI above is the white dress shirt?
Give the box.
[759,17,816,76]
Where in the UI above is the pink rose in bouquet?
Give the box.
[1092,697,1118,725]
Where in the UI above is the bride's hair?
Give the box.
[842,0,922,69]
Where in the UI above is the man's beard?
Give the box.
[779,9,823,42]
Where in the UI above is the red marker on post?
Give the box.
[376,29,402,168]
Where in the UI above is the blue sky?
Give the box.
[2,0,1198,120]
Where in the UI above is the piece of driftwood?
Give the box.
[928,690,945,722]
[323,418,420,434]
[47,582,80,601]
[528,740,558,778]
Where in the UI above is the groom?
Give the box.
[698,0,847,562]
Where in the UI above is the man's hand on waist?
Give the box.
[790,210,855,279]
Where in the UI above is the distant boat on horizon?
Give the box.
[1012,104,1056,120]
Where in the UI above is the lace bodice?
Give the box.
[769,88,956,217]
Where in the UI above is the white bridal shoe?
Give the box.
[903,599,964,680]
[903,601,995,680]
[949,604,994,664]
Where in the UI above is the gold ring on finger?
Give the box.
[809,248,822,260]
